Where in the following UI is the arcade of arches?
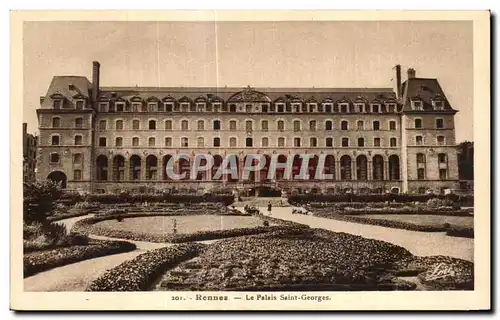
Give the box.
[94,153,401,183]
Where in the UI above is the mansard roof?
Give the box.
[97,86,397,104]
[400,78,457,112]
[40,76,91,108]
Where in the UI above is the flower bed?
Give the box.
[85,194,234,206]
[47,209,95,222]
[154,228,421,291]
[24,239,137,278]
[394,255,474,290]
[87,243,205,291]
[72,212,308,243]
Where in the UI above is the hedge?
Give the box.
[72,212,309,243]
[87,243,205,291]
[24,239,137,278]
[84,194,234,205]
[288,194,474,206]
[313,209,472,217]
[315,214,474,238]
[47,210,95,222]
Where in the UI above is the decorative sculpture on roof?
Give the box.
[228,86,271,102]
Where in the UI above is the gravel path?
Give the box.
[239,206,474,262]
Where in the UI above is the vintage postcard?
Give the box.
[11,10,490,311]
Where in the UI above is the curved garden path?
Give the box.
[24,214,220,291]
[242,206,474,262]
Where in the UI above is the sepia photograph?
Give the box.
[11,10,490,311]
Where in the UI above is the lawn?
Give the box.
[93,215,270,235]
[354,214,473,229]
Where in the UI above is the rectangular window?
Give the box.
[230,138,237,147]
[148,103,157,112]
[181,137,189,147]
[73,170,82,180]
[98,137,106,147]
[439,169,447,180]
[99,120,107,130]
[309,120,316,131]
[416,136,423,145]
[99,103,107,112]
[277,121,285,131]
[115,137,123,147]
[213,137,221,147]
[157,103,165,112]
[373,121,380,130]
[74,135,83,145]
[412,101,423,110]
[165,103,173,112]
[374,138,381,147]
[417,168,425,180]
[51,136,60,146]
[389,121,396,130]
[278,137,285,147]
[76,101,84,110]
[116,103,125,112]
[390,138,397,147]
[262,137,269,147]
[73,153,82,164]
[436,118,444,129]
[230,121,237,131]
[261,121,268,131]
[53,100,62,109]
[246,137,253,147]
[326,138,333,147]
[50,153,59,163]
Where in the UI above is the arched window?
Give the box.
[389,120,397,130]
[372,155,384,180]
[229,120,237,131]
[197,137,204,148]
[389,155,400,180]
[325,120,333,131]
[115,120,123,130]
[213,137,221,147]
[261,137,269,147]
[326,137,333,147]
[132,137,139,146]
[245,120,253,131]
[309,120,316,131]
[229,137,237,147]
[52,117,61,128]
[340,155,352,180]
[115,137,123,147]
[294,137,301,147]
[132,120,140,130]
[148,137,156,147]
[437,136,445,145]
[293,120,301,132]
[390,137,397,147]
[358,137,365,147]
[246,137,253,147]
[341,138,349,147]
[149,120,156,130]
[99,120,107,130]
[341,120,349,130]
[197,120,205,130]
[310,137,317,147]
[278,137,285,147]
[277,120,285,131]
[165,120,172,131]
[416,153,426,164]
[213,120,221,130]
[261,120,269,131]
[357,120,364,130]
[181,120,189,130]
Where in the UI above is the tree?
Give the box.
[23,180,62,223]
[457,141,474,180]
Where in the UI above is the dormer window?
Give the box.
[53,100,62,109]
[339,103,349,113]
[262,103,269,113]
[115,102,125,112]
[433,100,444,110]
[213,102,222,112]
[291,103,301,113]
[157,103,165,112]
[75,100,85,110]
[131,103,142,112]
[148,102,157,112]
[412,100,423,110]
[180,102,190,112]
[371,104,381,113]
[308,103,317,112]
[165,103,173,112]
[196,103,205,112]
[355,103,365,113]
[276,103,285,113]
[98,102,108,113]
[386,103,397,113]
[323,103,333,113]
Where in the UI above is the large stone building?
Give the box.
[36,61,459,195]
[23,122,37,183]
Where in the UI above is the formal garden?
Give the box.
[23,181,474,292]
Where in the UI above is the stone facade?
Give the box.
[36,62,460,195]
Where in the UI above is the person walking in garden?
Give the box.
[267,201,272,215]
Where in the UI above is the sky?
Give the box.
[23,20,473,142]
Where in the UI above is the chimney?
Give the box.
[92,61,100,105]
[394,64,402,99]
[407,68,416,80]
